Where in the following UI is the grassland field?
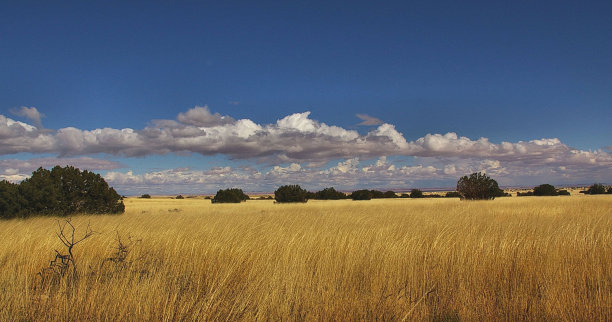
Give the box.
[1,195,610,320]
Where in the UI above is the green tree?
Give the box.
[274,185,309,203]
[212,188,249,203]
[15,166,124,216]
[456,172,504,200]
[0,180,24,219]
[383,191,398,198]
[533,184,559,196]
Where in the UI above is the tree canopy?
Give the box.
[1,166,124,219]
[456,172,505,200]
[212,188,250,203]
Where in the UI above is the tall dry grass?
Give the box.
[0,196,610,320]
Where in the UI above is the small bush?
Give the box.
[140,194,151,199]
[212,188,249,203]
[175,195,184,199]
[558,190,571,196]
[445,191,461,198]
[274,185,309,203]
[383,191,397,198]
[350,190,372,200]
[517,191,534,197]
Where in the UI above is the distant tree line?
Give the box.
[579,183,612,195]
[0,166,124,219]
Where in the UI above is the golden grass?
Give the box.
[1,196,610,320]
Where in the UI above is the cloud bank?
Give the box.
[1,105,610,192]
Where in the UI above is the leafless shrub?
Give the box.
[37,219,96,289]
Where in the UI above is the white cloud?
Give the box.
[0,157,124,183]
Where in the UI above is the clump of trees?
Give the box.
[212,188,250,203]
[456,172,506,200]
[274,185,309,203]
[0,166,124,219]
[582,183,611,195]
[140,194,151,199]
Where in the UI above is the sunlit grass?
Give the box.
[0,196,610,320]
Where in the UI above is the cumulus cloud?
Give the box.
[356,113,383,126]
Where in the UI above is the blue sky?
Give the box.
[1,1,611,194]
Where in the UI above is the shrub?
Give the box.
[349,190,372,200]
[558,190,570,196]
[212,188,249,203]
[313,187,346,200]
[383,191,398,198]
[456,172,504,200]
[274,185,309,203]
[586,183,607,195]
[400,193,410,198]
[608,187,612,194]
[517,191,534,196]
[175,195,184,199]
[410,189,424,198]
[140,194,151,199]
[533,184,559,196]
[445,191,461,198]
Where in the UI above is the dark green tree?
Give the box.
[140,194,151,199]
[0,180,24,219]
[212,188,249,203]
[349,189,372,200]
[533,184,559,196]
[15,166,124,216]
[383,191,398,198]
[456,172,504,200]
[369,190,385,199]
[274,185,309,203]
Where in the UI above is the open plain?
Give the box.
[1,196,610,320]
